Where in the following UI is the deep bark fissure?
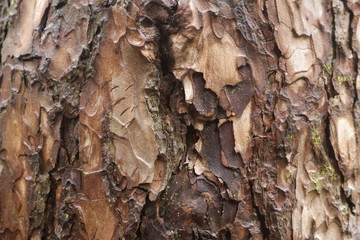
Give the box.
[41,171,59,240]
[54,0,68,9]
[249,180,270,240]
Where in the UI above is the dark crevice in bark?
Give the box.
[273,40,282,59]
[135,195,150,239]
[341,0,359,103]
[42,114,65,239]
[324,113,355,214]
[103,0,120,8]
[0,1,10,63]
[44,114,80,238]
[136,5,191,237]
[341,187,355,214]
[263,1,281,60]
[60,117,79,163]
[330,0,337,60]
[324,115,338,171]
[322,0,337,99]
[37,2,51,36]
[325,2,338,195]
[54,0,68,9]
[156,24,174,76]
[248,180,270,240]
[41,173,59,240]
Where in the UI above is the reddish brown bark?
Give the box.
[0,0,359,239]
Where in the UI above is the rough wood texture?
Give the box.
[0,0,359,239]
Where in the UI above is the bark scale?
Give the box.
[0,0,359,239]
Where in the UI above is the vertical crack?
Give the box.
[36,2,51,36]
[340,0,359,102]
[248,180,270,240]
[41,169,59,240]
[324,113,355,214]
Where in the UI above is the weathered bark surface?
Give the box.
[0,0,359,239]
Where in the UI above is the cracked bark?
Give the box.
[0,0,359,239]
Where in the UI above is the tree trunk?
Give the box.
[0,0,359,239]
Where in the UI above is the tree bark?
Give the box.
[0,0,359,239]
